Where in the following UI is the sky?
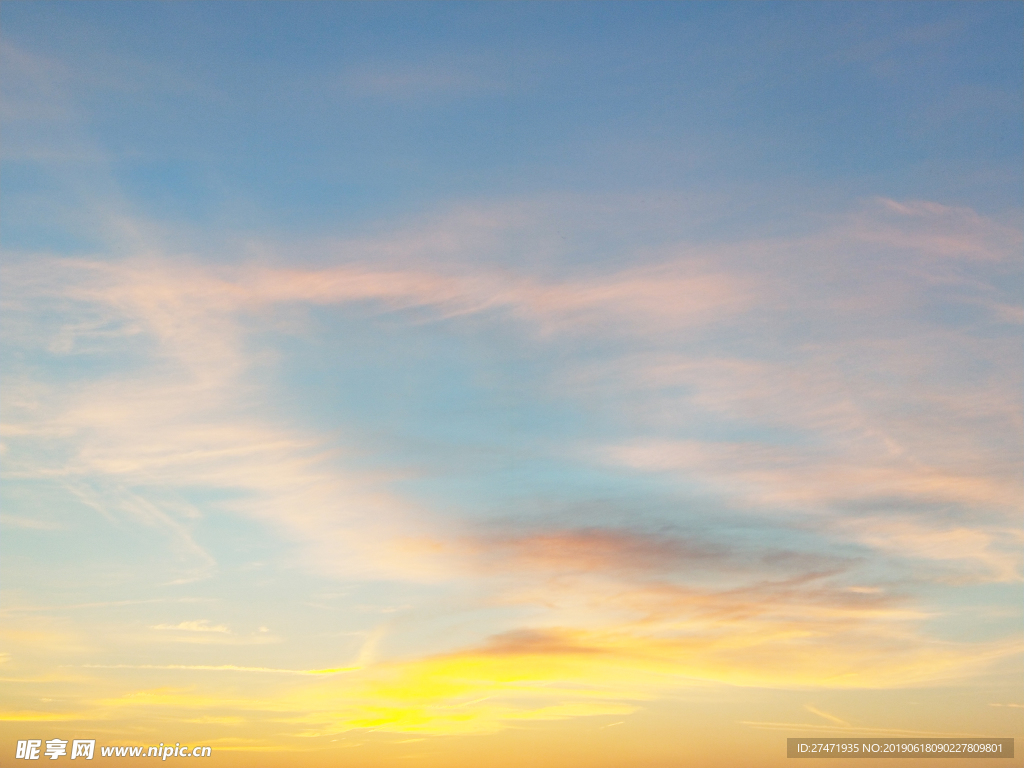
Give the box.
[1,2,1022,766]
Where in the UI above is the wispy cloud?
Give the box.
[74,619,1014,736]
[855,197,1023,261]
[336,63,505,100]
[152,620,230,634]
[741,720,987,737]
[804,705,849,727]
[2,192,1020,739]
[81,663,356,676]
[3,4,1020,755]
[0,515,63,531]
[3,195,1020,589]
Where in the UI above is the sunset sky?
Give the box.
[1,2,1022,766]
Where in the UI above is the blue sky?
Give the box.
[2,3,1022,765]
[4,2,1021,246]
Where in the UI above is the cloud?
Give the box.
[804,705,849,726]
[1,258,439,582]
[81,663,356,676]
[238,616,1019,735]
[2,194,1020,740]
[607,438,1017,511]
[0,515,63,531]
[0,42,75,125]
[0,710,95,722]
[336,63,505,100]
[0,228,753,585]
[468,527,730,576]
[4,196,1020,594]
[152,620,230,634]
[474,628,607,656]
[605,436,1021,582]
[840,517,1022,584]
[741,720,986,737]
[856,198,1024,261]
